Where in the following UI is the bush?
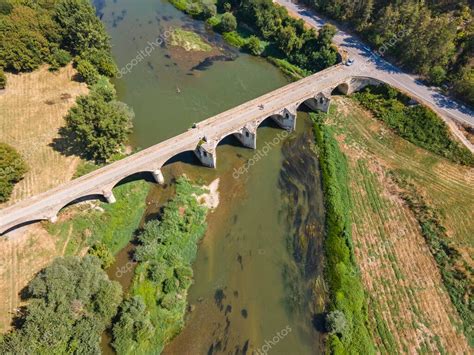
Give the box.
[222,31,246,48]
[326,310,348,335]
[244,35,262,55]
[0,143,27,202]
[428,65,446,86]
[201,1,217,19]
[219,12,237,32]
[88,242,115,269]
[76,59,100,85]
[0,68,6,89]
[48,48,71,70]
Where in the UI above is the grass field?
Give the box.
[0,64,88,207]
[327,97,472,353]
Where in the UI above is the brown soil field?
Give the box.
[0,64,88,207]
[0,64,88,331]
[328,97,472,353]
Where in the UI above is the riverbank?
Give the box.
[168,0,338,81]
[324,96,471,352]
[311,111,375,353]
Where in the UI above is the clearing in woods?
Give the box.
[327,97,472,353]
[0,64,88,207]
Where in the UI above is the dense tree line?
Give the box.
[0,256,122,354]
[1,0,132,163]
[171,0,339,75]
[302,0,474,106]
[0,143,27,203]
[0,0,115,75]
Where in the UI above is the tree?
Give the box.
[428,65,446,85]
[326,310,347,336]
[64,89,133,162]
[0,256,122,353]
[201,1,217,19]
[277,25,303,54]
[0,143,27,202]
[0,68,6,89]
[88,242,115,269]
[112,297,154,354]
[76,59,100,85]
[245,35,263,55]
[220,12,237,32]
[318,24,337,47]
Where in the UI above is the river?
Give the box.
[97,0,327,353]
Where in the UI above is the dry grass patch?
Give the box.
[0,64,88,207]
[0,226,59,332]
[330,97,472,353]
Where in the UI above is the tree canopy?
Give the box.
[0,143,27,202]
[303,0,474,106]
[0,256,122,354]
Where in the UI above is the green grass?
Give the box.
[311,112,375,354]
[267,57,309,81]
[46,180,149,257]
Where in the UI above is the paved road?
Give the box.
[0,65,353,235]
[276,0,474,132]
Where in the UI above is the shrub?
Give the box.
[326,310,348,335]
[88,242,115,269]
[245,35,262,55]
[223,31,246,48]
[201,1,217,19]
[0,68,6,89]
[76,59,100,85]
[0,143,27,202]
[219,12,237,32]
[49,48,71,70]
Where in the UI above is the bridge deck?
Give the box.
[0,64,352,234]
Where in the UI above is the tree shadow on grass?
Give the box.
[50,127,90,160]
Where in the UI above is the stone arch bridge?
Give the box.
[0,64,399,234]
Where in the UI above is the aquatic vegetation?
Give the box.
[170,28,213,52]
[112,177,208,354]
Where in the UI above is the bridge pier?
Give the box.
[152,169,165,185]
[304,92,332,113]
[194,142,216,168]
[271,107,297,131]
[234,124,257,149]
[103,191,116,204]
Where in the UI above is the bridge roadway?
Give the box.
[1,64,355,235]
